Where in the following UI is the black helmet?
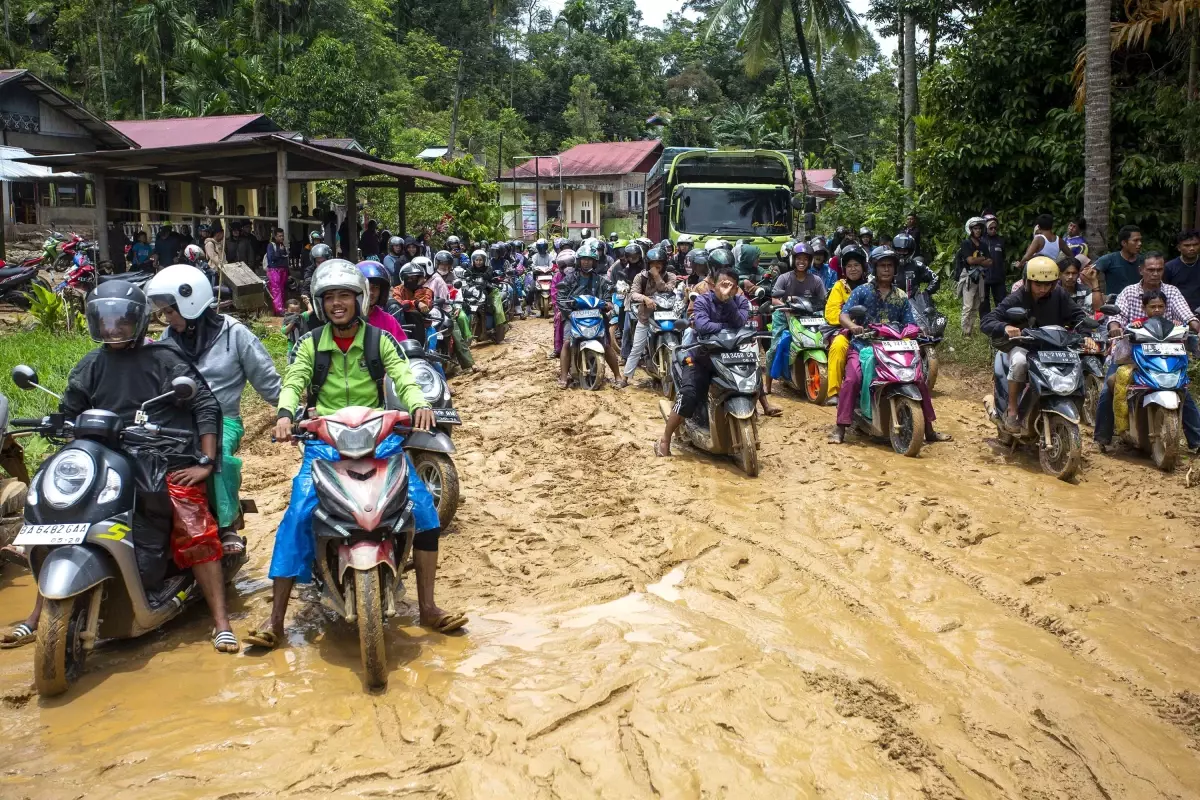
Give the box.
[646,246,667,264]
[311,243,332,263]
[404,236,418,250]
[86,280,149,344]
[892,232,915,255]
[839,245,867,269]
[870,246,899,269]
[434,249,454,267]
[488,242,504,260]
[399,263,424,287]
[609,232,619,242]
[446,235,462,249]
[624,243,642,259]
[686,250,709,271]
[708,248,734,270]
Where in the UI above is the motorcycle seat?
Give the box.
[99,270,153,285]
[0,266,32,279]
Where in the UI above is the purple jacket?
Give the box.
[693,291,749,335]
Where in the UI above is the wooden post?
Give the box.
[190,180,203,233]
[138,179,151,231]
[345,180,358,260]
[275,147,288,236]
[397,181,407,237]
[93,172,110,263]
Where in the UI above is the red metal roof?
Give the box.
[503,140,662,180]
[795,168,841,198]
[108,114,269,148]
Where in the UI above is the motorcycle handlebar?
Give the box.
[10,417,46,428]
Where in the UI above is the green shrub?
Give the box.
[26,283,68,331]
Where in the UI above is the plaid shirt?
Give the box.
[1114,282,1197,327]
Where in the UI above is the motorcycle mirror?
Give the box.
[453,280,464,289]
[797,299,814,313]
[790,194,807,211]
[847,305,868,324]
[1098,303,1121,316]
[754,287,767,299]
[1076,316,1100,331]
[11,365,39,391]
[170,376,197,401]
[1004,307,1028,324]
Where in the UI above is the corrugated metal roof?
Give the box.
[108,114,268,148]
[0,145,82,180]
[503,140,661,180]
[795,168,841,197]
[0,70,133,150]
[315,137,365,152]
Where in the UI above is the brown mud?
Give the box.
[1,317,1199,798]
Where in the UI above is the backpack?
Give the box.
[306,323,386,411]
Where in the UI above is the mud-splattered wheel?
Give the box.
[34,590,90,697]
[578,350,605,390]
[654,344,674,399]
[1150,406,1181,472]
[1082,374,1101,428]
[1038,415,1082,481]
[798,359,828,404]
[354,569,388,690]
[412,451,460,526]
[733,417,760,477]
[923,350,939,393]
[890,397,924,457]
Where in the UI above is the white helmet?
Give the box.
[146,264,214,320]
[183,244,204,264]
[704,238,724,252]
[676,234,695,245]
[965,216,987,235]
[411,255,435,277]
[311,258,368,322]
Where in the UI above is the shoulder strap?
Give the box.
[306,324,331,412]
[363,324,386,406]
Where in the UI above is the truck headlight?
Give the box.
[43,450,95,508]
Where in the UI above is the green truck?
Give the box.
[644,148,799,250]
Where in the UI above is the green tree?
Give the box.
[563,72,603,144]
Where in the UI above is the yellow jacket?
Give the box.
[825,279,855,325]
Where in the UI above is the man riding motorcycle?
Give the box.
[382,236,407,282]
[247,260,462,650]
[809,238,836,291]
[433,250,474,370]
[763,242,827,399]
[147,264,281,560]
[558,240,623,388]
[623,246,678,382]
[893,233,940,297]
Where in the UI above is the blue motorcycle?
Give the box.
[567,295,608,390]
[641,287,685,399]
[1119,317,1191,470]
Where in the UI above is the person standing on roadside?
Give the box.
[1018,213,1069,271]
[981,215,1007,316]
[205,227,226,274]
[955,217,991,336]
[266,228,290,315]
[1094,225,1144,297]
[1165,229,1200,310]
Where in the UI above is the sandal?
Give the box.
[242,628,281,650]
[0,623,34,649]
[557,377,570,389]
[212,629,239,654]
[220,531,245,556]
[654,440,672,458]
[926,431,953,443]
[763,406,783,417]
[424,612,468,633]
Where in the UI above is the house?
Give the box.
[500,140,662,240]
[796,168,842,201]
[0,69,133,242]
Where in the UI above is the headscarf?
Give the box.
[175,307,224,361]
[735,244,761,279]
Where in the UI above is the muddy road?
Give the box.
[2,318,1199,799]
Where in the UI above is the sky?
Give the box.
[541,0,895,54]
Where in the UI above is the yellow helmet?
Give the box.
[1026,255,1059,283]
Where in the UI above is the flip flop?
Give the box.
[926,432,953,443]
[654,441,672,458]
[241,629,281,650]
[212,629,239,654]
[0,623,34,649]
[220,532,245,556]
[425,613,468,633]
[763,407,783,417]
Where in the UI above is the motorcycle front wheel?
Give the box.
[578,349,606,390]
[1039,415,1082,482]
[733,417,760,477]
[354,569,388,690]
[654,344,674,399]
[890,397,925,457]
[34,589,91,697]
[539,295,549,318]
[1150,405,1181,472]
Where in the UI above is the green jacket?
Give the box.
[278,323,430,419]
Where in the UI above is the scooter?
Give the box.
[464,276,507,344]
[909,291,946,393]
[985,306,1092,481]
[566,295,609,390]
[844,307,928,457]
[1115,317,1192,471]
[7,366,246,697]
[0,262,49,310]
[291,407,417,690]
[533,264,554,318]
[641,288,685,398]
[660,326,762,476]
[427,301,461,378]
[781,298,831,404]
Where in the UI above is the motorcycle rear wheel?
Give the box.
[354,569,388,690]
[1150,406,1181,472]
[801,359,828,404]
[1039,415,1082,482]
[34,590,90,697]
[412,451,460,527]
[890,397,925,457]
[1082,374,1101,428]
[733,417,760,477]
[579,350,606,390]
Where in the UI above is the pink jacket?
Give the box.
[368,305,407,341]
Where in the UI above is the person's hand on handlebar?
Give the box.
[273,416,294,444]
[412,408,435,432]
[1004,325,1022,338]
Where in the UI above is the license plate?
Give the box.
[720,352,758,364]
[433,408,461,425]
[572,310,602,320]
[879,340,918,352]
[1141,343,1185,356]
[653,311,675,321]
[1039,350,1079,364]
[799,317,825,327]
[14,523,90,546]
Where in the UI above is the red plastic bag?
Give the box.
[166,478,221,569]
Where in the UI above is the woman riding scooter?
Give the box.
[357,261,407,342]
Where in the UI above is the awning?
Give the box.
[0,146,84,180]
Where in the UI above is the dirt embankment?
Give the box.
[0,318,1198,799]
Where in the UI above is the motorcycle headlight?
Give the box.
[1153,371,1181,389]
[410,361,443,404]
[42,450,96,508]
[1045,367,1079,394]
[96,468,122,505]
[893,367,917,382]
[326,417,384,459]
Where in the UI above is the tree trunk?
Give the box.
[159,62,166,107]
[927,7,939,64]
[896,12,905,177]
[1183,22,1198,229]
[446,52,465,159]
[1083,0,1112,254]
[97,19,108,111]
[903,12,917,189]
[141,67,146,119]
[787,0,841,180]
[277,0,283,74]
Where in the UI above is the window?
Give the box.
[579,208,593,224]
[546,200,561,220]
[626,190,644,209]
[599,192,614,205]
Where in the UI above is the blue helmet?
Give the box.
[357,259,389,284]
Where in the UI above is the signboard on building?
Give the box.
[521,194,538,237]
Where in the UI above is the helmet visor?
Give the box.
[86,295,145,344]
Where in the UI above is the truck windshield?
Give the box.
[675,188,792,237]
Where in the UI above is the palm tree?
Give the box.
[712,100,786,148]
[1082,0,1113,256]
[127,0,182,108]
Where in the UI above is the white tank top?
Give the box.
[1037,234,1061,261]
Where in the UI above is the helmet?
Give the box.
[708,249,734,270]
[310,243,332,263]
[577,239,601,263]
[146,264,214,320]
[183,243,204,263]
[309,230,323,243]
[446,235,462,249]
[686,249,709,271]
[835,226,848,237]
[609,232,619,242]
[86,280,150,344]
[646,246,667,264]
[791,242,814,263]
[808,237,828,255]
[535,238,548,253]
[635,237,653,250]
[660,239,674,252]
[556,249,577,269]
[704,238,724,252]
[965,216,986,235]
[553,237,566,251]
[892,233,915,254]
[434,250,454,269]
[399,263,425,287]
[870,246,898,269]
[357,260,390,305]
[839,245,867,269]
[388,235,404,251]
[403,235,417,249]
[779,240,796,258]
[488,242,504,260]
[311,259,369,322]
[411,255,434,277]
[624,243,642,259]
[677,234,695,246]
[859,227,872,237]
[470,248,487,268]
[1026,255,1059,283]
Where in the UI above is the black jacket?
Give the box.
[61,341,221,464]
[557,268,612,313]
[897,257,940,297]
[980,286,1086,339]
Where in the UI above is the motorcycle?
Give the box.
[0,261,51,310]
[464,276,507,344]
[1114,317,1193,471]
[0,392,29,563]
[53,252,98,333]
[609,280,630,348]
[7,366,246,697]
[427,301,461,378]
[566,295,609,390]
[909,291,946,393]
[290,407,418,690]
[1080,324,1109,429]
[984,307,1092,481]
[659,326,762,476]
[843,307,928,457]
[533,264,554,318]
[780,298,831,404]
[641,288,686,398]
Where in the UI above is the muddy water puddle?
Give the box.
[1,319,1199,798]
